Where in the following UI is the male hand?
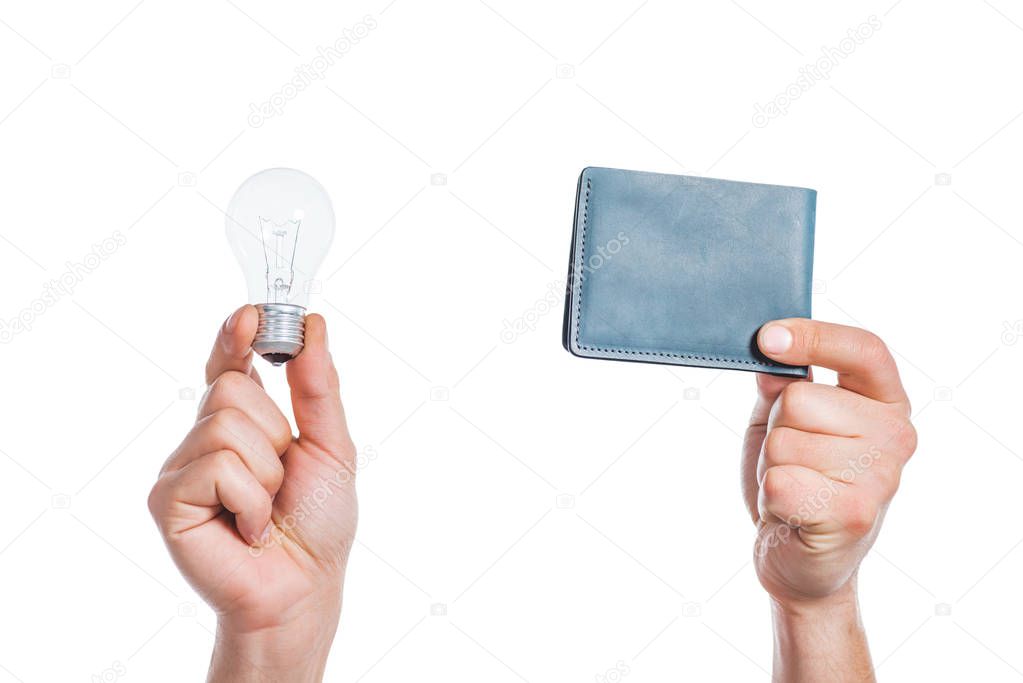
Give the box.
[742,319,917,681]
[149,305,357,682]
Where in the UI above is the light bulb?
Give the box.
[225,168,335,365]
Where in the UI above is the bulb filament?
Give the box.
[258,217,302,303]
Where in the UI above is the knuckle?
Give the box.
[209,448,241,473]
[208,406,247,437]
[268,423,293,455]
[209,411,283,483]
[859,330,893,365]
[761,466,787,500]
[895,422,918,457]
[880,415,917,456]
[777,382,811,417]
[880,415,903,439]
[763,428,790,464]
[208,370,251,402]
[146,483,163,518]
[876,464,903,499]
[254,491,272,517]
[265,456,285,488]
[843,498,880,537]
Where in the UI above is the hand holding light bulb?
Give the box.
[148,306,357,681]
[149,169,352,681]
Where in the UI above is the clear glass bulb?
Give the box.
[225,168,335,365]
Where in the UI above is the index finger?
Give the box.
[205,305,261,386]
[756,318,909,406]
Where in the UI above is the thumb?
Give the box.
[286,314,355,467]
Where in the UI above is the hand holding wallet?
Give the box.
[562,167,816,377]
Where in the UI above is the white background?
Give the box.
[1,1,1022,680]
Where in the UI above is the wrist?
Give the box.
[771,579,861,621]
[209,603,341,683]
[770,581,875,682]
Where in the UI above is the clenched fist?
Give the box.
[743,319,917,682]
[148,305,357,682]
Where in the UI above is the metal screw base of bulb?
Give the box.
[253,303,305,365]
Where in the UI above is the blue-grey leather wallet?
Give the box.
[562,167,815,377]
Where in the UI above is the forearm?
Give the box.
[207,607,341,683]
[771,583,874,683]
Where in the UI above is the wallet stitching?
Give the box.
[573,177,591,351]
[574,171,774,368]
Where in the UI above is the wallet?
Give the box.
[562,167,815,377]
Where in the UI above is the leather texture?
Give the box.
[563,167,815,377]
